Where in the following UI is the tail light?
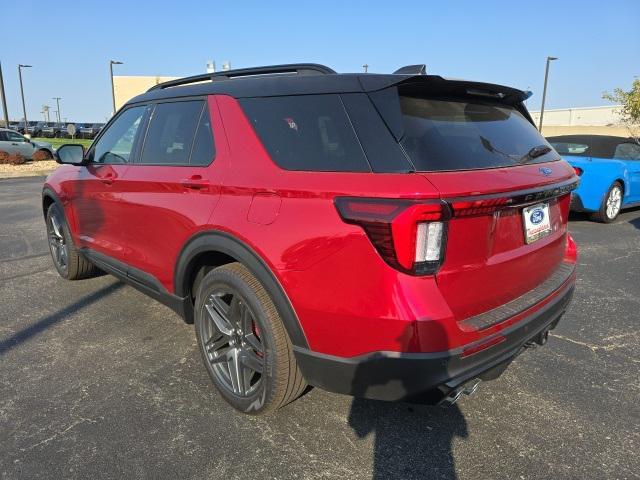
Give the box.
[573,166,583,176]
[334,197,449,275]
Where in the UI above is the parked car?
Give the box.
[44,63,578,414]
[41,122,63,138]
[548,135,640,222]
[8,121,20,131]
[0,128,54,159]
[14,121,27,134]
[78,122,104,139]
[25,121,47,138]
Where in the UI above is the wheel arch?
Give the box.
[42,187,61,219]
[174,230,309,349]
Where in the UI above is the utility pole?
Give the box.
[0,62,9,128]
[538,56,558,132]
[53,97,62,123]
[363,64,369,73]
[18,64,32,134]
[109,60,123,116]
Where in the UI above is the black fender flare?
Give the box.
[174,230,309,349]
[41,187,63,218]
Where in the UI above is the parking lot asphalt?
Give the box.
[1,175,639,480]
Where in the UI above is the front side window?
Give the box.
[140,101,204,165]
[399,97,558,171]
[91,106,145,164]
[6,131,26,142]
[240,95,370,172]
[614,142,640,161]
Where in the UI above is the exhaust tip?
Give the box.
[441,379,482,406]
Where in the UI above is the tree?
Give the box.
[603,78,640,142]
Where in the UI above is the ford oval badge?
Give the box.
[530,209,545,224]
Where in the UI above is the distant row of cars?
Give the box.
[8,121,105,139]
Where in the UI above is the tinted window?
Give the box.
[189,105,215,166]
[399,97,558,171]
[140,101,203,165]
[240,95,370,172]
[91,106,145,164]
[614,142,640,161]
[0,131,7,141]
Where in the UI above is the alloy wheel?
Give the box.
[48,212,68,272]
[606,186,622,220]
[200,289,265,397]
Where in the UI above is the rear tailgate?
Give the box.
[423,161,576,320]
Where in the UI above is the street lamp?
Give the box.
[538,56,558,132]
[18,64,32,135]
[109,60,123,116]
[0,62,9,128]
[53,97,62,123]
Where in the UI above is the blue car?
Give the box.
[547,135,640,222]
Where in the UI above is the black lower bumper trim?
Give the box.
[294,285,574,404]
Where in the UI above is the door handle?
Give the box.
[180,175,209,190]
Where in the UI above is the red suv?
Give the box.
[44,64,578,414]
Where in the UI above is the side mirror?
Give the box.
[55,144,85,165]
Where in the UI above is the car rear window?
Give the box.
[399,97,557,171]
[239,95,370,172]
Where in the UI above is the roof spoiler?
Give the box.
[148,63,336,91]
[393,64,427,75]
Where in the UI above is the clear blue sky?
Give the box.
[2,0,638,122]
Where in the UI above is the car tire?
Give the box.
[46,203,98,280]
[37,149,53,160]
[194,262,307,414]
[592,181,623,223]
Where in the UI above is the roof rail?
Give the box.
[148,63,336,91]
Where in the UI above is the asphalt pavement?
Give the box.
[1,176,639,480]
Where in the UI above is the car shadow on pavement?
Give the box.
[348,399,467,479]
[0,280,124,356]
[347,322,468,479]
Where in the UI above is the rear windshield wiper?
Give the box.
[520,145,552,163]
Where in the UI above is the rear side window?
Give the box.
[140,101,204,165]
[549,141,590,156]
[240,95,370,172]
[399,97,557,171]
[189,106,215,166]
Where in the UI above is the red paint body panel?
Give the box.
[44,92,578,360]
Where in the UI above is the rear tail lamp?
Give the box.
[449,196,512,217]
[573,166,583,176]
[334,197,449,275]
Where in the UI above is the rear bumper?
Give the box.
[294,283,574,404]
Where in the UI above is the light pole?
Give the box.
[538,56,558,132]
[53,97,62,123]
[363,64,369,73]
[18,64,32,134]
[0,62,9,128]
[109,60,123,116]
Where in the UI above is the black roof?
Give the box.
[547,135,637,159]
[126,63,531,107]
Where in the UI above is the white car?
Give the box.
[0,128,54,159]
